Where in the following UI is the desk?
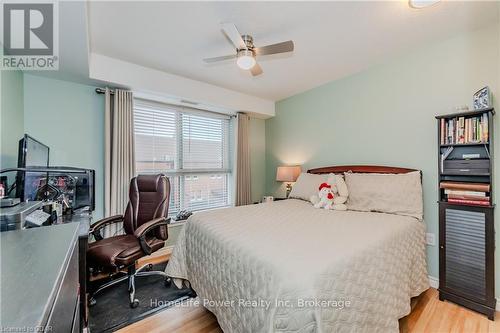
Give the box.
[0,211,91,332]
[57,212,92,330]
[0,223,80,332]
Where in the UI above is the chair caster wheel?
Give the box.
[89,298,97,307]
[130,299,139,308]
[164,277,171,288]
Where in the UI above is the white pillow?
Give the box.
[344,171,423,220]
[289,173,328,201]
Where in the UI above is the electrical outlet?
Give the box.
[426,233,436,246]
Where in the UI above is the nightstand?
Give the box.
[253,197,287,205]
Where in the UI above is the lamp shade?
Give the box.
[276,166,301,182]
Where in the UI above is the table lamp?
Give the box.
[276,166,301,197]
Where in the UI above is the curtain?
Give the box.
[103,88,136,237]
[235,113,251,206]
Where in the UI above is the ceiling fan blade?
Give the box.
[221,23,247,50]
[254,40,294,56]
[250,63,263,76]
[203,54,236,63]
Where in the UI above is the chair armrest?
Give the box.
[89,215,123,240]
[134,217,170,255]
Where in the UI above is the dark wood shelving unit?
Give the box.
[440,142,490,147]
[436,108,495,320]
[436,107,495,119]
[437,200,494,209]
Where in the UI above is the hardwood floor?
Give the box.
[400,289,500,333]
[136,246,173,268]
[118,288,500,333]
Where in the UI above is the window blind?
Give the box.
[133,99,232,217]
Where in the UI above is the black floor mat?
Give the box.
[89,263,194,333]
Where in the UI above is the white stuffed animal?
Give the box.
[312,182,336,210]
[310,174,348,211]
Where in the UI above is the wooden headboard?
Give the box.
[307,165,418,174]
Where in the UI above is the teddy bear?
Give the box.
[310,174,348,211]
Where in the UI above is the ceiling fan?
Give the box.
[203,23,294,76]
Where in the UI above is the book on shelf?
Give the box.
[447,198,490,206]
[442,118,445,142]
[444,189,486,197]
[439,181,490,192]
[447,194,490,201]
[440,113,488,145]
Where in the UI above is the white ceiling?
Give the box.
[88,1,499,101]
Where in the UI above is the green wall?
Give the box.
[1,70,24,173]
[23,74,105,219]
[266,24,500,286]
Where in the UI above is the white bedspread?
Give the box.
[166,199,428,332]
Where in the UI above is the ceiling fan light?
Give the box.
[237,50,256,70]
[409,0,440,9]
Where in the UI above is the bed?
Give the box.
[165,166,429,332]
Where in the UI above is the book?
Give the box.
[458,117,465,143]
[447,194,490,201]
[464,119,470,143]
[447,198,490,206]
[448,119,453,144]
[444,189,486,197]
[440,181,490,192]
[440,119,445,144]
[473,118,477,142]
[482,113,489,142]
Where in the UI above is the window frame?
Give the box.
[133,98,234,217]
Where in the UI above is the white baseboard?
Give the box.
[428,275,439,289]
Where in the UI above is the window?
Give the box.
[134,99,232,217]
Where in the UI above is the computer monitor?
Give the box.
[18,134,50,168]
[16,134,50,201]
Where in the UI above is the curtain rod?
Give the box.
[95,87,114,95]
